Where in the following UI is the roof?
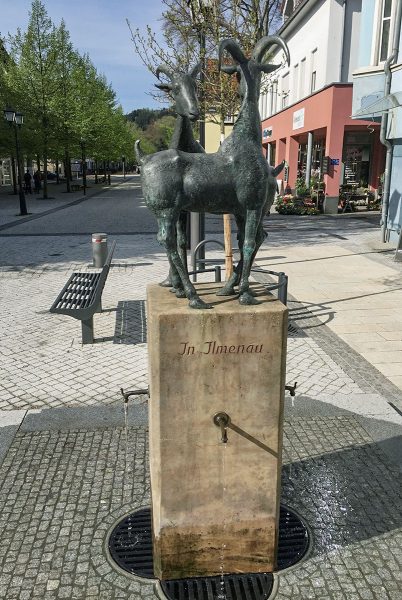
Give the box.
[277,0,314,36]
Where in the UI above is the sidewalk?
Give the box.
[0,186,401,599]
[0,177,123,230]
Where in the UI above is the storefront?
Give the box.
[0,158,12,186]
[262,84,385,212]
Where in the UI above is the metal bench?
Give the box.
[50,241,116,344]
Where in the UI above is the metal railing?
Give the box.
[190,239,288,305]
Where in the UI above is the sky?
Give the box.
[1,0,167,112]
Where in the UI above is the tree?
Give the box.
[144,114,176,151]
[7,0,60,199]
[129,0,283,120]
[126,107,174,130]
[4,1,138,192]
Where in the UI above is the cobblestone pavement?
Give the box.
[0,415,400,599]
[1,180,402,598]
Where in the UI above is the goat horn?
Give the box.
[218,39,247,72]
[156,65,173,80]
[190,62,202,79]
[252,36,290,67]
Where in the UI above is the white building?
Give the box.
[259,0,384,212]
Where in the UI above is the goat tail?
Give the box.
[135,140,145,164]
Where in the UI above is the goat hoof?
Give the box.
[189,298,212,309]
[175,288,186,298]
[159,276,172,287]
[239,292,260,305]
[216,286,236,296]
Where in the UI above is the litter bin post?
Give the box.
[92,233,108,268]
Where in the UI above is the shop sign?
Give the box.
[263,127,272,139]
[293,108,305,130]
[331,158,340,165]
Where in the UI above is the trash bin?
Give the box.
[92,233,108,267]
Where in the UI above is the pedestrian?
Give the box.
[33,170,41,194]
[23,170,32,194]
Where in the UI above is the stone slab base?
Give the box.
[147,282,288,579]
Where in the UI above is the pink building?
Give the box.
[260,0,386,212]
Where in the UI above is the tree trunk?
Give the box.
[65,149,71,193]
[42,151,48,199]
[94,160,98,184]
[220,119,233,280]
[56,158,60,185]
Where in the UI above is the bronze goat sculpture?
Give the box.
[153,63,205,289]
[138,36,290,309]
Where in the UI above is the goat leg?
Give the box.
[217,213,244,296]
[238,209,261,305]
[165,228,212,309]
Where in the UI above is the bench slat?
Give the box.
[52,272,101,311]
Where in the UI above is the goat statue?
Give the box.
[151,63,205,289]
[138,36,290,309]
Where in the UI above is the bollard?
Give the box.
[278,272,288,306]
[214,265,222,282]
[92,233,108,268]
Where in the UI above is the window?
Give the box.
[293,64,299,102]
[310,49,317,93]
[282,73,290,109]
[378,0,394,62]
[299,58,306,98]
[270,81,278,115]
[311,71,316,93]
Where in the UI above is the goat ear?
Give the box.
[221,65,239,75]
[154,82,172,92]
[258,63,282,74]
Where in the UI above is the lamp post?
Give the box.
[187,0,215,265]
[3,108,28,216]
[80,137,87,195]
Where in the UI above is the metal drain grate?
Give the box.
[278,505,309,570]
[108,508,153,578]
[108,505,309,592]
[162,572,274,600]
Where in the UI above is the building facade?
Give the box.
[351,0,402,243]
[260,0,385,212]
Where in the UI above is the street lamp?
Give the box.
[80,137,87,195]
[187,0,215,264]
[3,108,28,216]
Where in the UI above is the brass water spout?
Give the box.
[213,412,231,443]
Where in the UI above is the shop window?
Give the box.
[343,142,371,188]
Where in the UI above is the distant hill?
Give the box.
[126,107,174,130]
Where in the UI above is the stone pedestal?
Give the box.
[147,283,288,579]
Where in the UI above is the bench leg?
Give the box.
[81,318,94,344]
